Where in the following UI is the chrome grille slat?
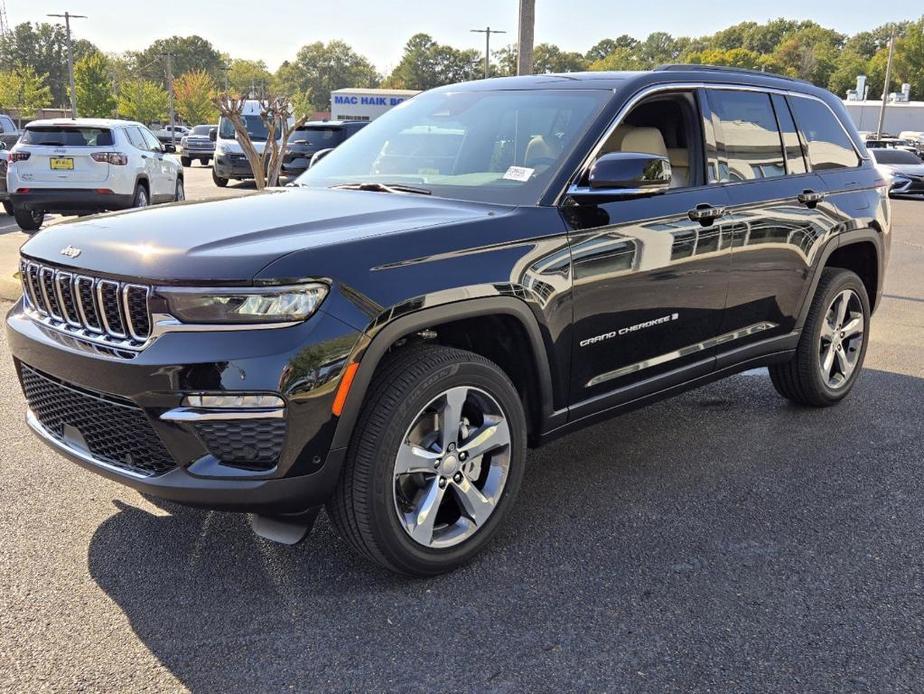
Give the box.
[19,260,152,348]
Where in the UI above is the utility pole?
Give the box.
[876,29,896,138]
[47,11,87,118]
[0,0,10,37]
[163,53,176,145]
[517,0,535,76]
[471,27,506,79]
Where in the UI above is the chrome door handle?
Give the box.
[688,204,727,226]
[798,189,826,206]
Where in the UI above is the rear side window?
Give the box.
[124,126,146,150]
[770,94,807,175]
[0,116,15,132]
[708,90,785,181]
[788,96,861,170]
[21,126,113,146]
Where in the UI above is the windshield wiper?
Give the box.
[331,182,431,195]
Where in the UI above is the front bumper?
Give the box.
[7,298,361,513]
[182,145,214,157]
[11,188,134,213]
[213,155,254,179]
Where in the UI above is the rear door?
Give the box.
[139,127,174,199]
[707,88,839,351]
[16,125,113,185]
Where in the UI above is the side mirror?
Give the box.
[208,128,217,142]
[162,143,176,154]
[0,141,6,151]
[569,152,671,202]
[308,148,334,169]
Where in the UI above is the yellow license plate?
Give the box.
[49,157,74,170]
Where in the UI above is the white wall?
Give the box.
[843,101,924,133]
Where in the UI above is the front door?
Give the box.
[565,89,733,412]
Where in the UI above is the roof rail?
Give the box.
[655,64,809,85]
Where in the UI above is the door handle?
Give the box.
[798,189,826,207]
[688,204,727,226]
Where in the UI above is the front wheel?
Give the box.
[180,156,191,167]
[327,344,527,576]
[132,183,148,208]
[14,208,44,232]
[2,200,12,216]
[769,267,870,406]
[212,169,228,187]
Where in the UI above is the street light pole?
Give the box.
[47,11,87,118]
[471,27,506,79]
[517,0,535,76]
[876,29,896,138]
[164,53,176,145]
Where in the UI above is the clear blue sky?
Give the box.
[10,0,922,73]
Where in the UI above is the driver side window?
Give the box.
[593,92,704,189]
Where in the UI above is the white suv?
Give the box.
[7,118,184,232]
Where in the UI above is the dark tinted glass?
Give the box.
[22,126,112,146]
[870,148,921,165]
[288,127,345,145]
[788,96,860,170]
[191,125,212,135]
[708,90,785,181]
[771,94,807,175]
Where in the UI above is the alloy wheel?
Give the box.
[818,288,864,389]
[393,386,511,549]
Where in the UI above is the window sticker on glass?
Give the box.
[503,166,534,182]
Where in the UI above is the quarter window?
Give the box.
[708,90,785,182]
[771,94,807,175]
[124,127,147,150]
[788,96,861,170]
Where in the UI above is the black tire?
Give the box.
[14,208,44,232]
[212,169,228,187]
[2,200,12,216]
[132,183,149,208]
[769,267,870,407]
[327,344,527,576]
[174,178,185,202]
[200,158,210,166]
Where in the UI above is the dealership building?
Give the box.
[330,88,420,122]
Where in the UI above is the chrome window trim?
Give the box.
[75,275,103,333]
[557,81,867,206]
[121,283,150,342]
[96,279,127,338]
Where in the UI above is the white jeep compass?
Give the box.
[7,118,184,232]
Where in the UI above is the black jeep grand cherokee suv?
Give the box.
[9,66,889,575]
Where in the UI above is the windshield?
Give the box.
[288,126,346,146]
[872,148,922,165]
[21,126,113,146]
[219,115,280,142]
[191,125,213,135]
[295,89,610,205]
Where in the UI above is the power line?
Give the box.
[47,11,87,117]
[471,27,506,80]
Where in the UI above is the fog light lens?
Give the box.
[183,393,285,409]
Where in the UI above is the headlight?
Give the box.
[157,283,328,324]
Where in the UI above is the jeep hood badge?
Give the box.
[60,245,81,258]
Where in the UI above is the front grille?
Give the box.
[193,419,287,469]
[21,259,151,348]
[21,365,175,477]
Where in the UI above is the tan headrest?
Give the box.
[601,124,633,154]
[620,127,668,158]
[668,148,689,167]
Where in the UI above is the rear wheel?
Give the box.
[180,156,191,167]
[769,267,870,406]
[14,208,44,232]
[2,200,12,216]
[174,178,185,202]
[212,169,228,187]
[132,183,149,208]
[328,344,527,576]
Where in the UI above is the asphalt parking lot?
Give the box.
[1,194,923,692]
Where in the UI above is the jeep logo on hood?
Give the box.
[60,245,81,259]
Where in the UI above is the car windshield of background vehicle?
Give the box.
[191,125,212,135]
[288,127,345,146]
[218,115,280,142]
[295,89,611,205]
[871,148,922,165]
[21,126,113,147]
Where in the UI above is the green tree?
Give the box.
[588,47,646,72]
[531,43,587,73]
[226,59,273,97]
[684,47,765,70]
[117,79,167,124]
[174,70,218,124]
[74,52,116,117]
[0,66,53,120]
[585,35,639,62]
[893,18,924,100]
[827,51,871,97]
[384,34,481,89]
[0,22,98,106]
[274,41,379,111]
[129,36,224,88]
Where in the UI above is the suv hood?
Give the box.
[21,187,506,283]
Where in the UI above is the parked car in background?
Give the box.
[0,113,20,149]
[863,135,921,158]
[8,67,889,575]
[153,124,190,144]
[282,121,368,176]
[6,118,184,232]
[0,143,11,215]
[870,147,924,196]
[898,131,924,157]
[212,100,292,187]
[179,124,217,167]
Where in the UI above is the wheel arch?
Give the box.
[329,297,559,451]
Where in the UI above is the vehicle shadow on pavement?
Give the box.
[86,368,924,692]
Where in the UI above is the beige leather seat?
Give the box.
[524,135,561,167]
[667,148,689,187]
